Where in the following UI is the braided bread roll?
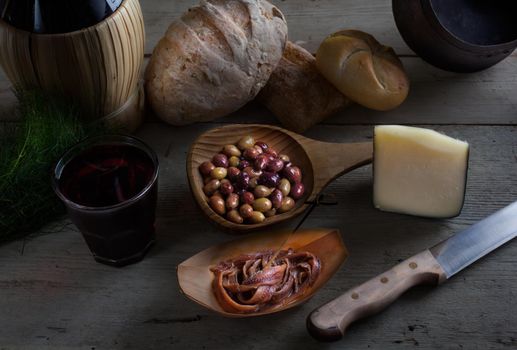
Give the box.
[145,0,288,125]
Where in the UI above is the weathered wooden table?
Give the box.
[1,1,516,349]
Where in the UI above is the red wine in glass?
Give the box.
[53,135,159,267]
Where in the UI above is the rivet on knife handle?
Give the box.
[306,250,447,342]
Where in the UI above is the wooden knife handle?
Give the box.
[307,250,447,342]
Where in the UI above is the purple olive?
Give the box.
[243,147,261,160]
[199,161,215,177]
[241,191,255,205]
[270,189,283,209]
[227,167,241,181]
[254,154,269,170]
[243,166,262,178]
[290,182,305,199]
[266,147,278,158]
[258,171,280,188]
[266,158,284,173]
[283,166,302,184]
[238,159,250,170]
[220,180,234,196]
[212,153,229,168]
[255,141,269,152]
[235,172,250,191]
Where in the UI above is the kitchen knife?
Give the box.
[307,201,517,342]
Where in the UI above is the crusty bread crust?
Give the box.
[258,41,350,133]
[145,0,288,125]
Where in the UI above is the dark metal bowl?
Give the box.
[392,0,517,72]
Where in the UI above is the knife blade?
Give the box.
[307,201,517,342]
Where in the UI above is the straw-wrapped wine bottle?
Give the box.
[0,0,145,131]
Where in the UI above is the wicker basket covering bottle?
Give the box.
[0,0,145,131]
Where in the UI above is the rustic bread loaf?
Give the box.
[316,30,409,111]
[258,41,351,133]
[145,0,288,125]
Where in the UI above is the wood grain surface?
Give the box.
[0,0,516,349]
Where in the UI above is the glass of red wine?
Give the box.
[52,135,159,267]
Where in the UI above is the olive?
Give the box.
[228,156,240,168]
[226,210,244,224]
[266,158,284,173]
[290,183,305,200]
[209,196,226,215]
[278,178,291,197]
[212,153,229,168]
[249,177,259,189]
[241,191,255,205]
[249,211,266,224]
[253,145,264,155]
[212,191,224,199]
[283,166,302,184]
[210,167,227,180]
[239,204,254,219]
[266,147,278,158]
[223,144,241,157]
[278,154,290,163]
[227,167,241,181]
[254,185,273,198]
[199,161,215,176]
[254,154,269,170]
[203,176,212,185]
[258,172,280,188]
[235,172,250,191]
[264,208,277,218]
[253,198,272,213]
[255,141,269,152]
[220,180,234,196]
[278,197,295,213]
[203,179,220,196]
[226,193,239,209]
[270,189,283,209]
[243,166,262,178]
[243,147,261,160]
[238,159,250,170]
[237,135,255,150]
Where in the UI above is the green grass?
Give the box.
[0,91,91,243]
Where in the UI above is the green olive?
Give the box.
[228,156,240,167]
[239,204,254,219]
[279,154,290,163]
[254,185,273,198]
[253,198,272,213]
[210,167,227,180]
[226,210,244,224]
[209,196,226,215]
[223,144,242,157]
[278,178,291,197]
[264,208,277,217]
[203,179,220,196]
[249,211,265,224]
[237,135,255,150]
[278,197,295,213]
[249,177,259,189]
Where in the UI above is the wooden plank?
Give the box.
[1,0,516,124]
[2,54,516,125]
[0,123,515,349]
[142,0,410,55]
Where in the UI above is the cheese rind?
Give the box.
[373,125,469,218]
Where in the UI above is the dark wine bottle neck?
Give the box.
[0,0,123,34]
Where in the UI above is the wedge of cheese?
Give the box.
[373,125,469,218]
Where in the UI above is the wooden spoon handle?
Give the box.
[302,140,373,201]
[306,250,447,342]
